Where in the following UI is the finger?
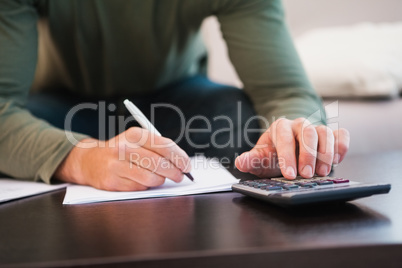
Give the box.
[293,118,318,178]
[123,128,192,173]
[235,150,259,174]
[95,174,149,192]
[235,127,282,178]
[127,147,184,183]
[116,161,167,188]
[235,129,273,173]
[333,128,350,164]
[271,119,297,179]
[237,149,282,178]
[315,125,334,176]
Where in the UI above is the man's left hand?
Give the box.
[235,118,350,179]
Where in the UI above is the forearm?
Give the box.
[214,0,326,127]
[0,99,89,183]
[0,0,89,183]
[249,86,326,129]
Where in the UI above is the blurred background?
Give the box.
[283,0,402,36]
[202,0,402,157]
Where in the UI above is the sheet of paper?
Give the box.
[0,179,68,204]
[63,156,239,205]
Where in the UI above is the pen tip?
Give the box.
[184,173,194,182]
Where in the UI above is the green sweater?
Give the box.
[0,0,325,183]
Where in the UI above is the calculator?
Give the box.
[232,176,391,207]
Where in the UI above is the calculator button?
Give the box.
[316,180,334,186]
[265,186,283,191]
[329,178,350,184]
[254,183,268,188]
[295,182,317,188]
[245,181,258,186]
[283,184,299,190]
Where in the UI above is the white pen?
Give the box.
[123,99,194,182]
[123,99,161,136]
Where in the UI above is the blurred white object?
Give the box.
[201,16,242,89]
[296,23,402,98]
[201,1,402,156]
[0,179,67,203]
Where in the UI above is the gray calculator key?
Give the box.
[266,186,282,191]
[296,182,317,188]
[283,184,299,190]
[316,180,334,186]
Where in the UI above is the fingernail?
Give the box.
[334,153,341,164]
[319,165,329,176]
[286,166,296,179]
[302,165,313,177]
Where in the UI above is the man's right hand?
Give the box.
[55,127,191,191]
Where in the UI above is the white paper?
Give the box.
[0,179,68,203]
[63,156,239,205]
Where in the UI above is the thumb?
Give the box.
[235,147,282,178]
[235,149,262,173]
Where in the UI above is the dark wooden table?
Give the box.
[1,151,402,268]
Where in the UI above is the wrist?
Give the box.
[54,138,98,184]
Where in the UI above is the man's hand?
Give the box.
[55,127,191,191]
[235,118,350,179]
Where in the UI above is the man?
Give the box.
[0,0,349,191]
